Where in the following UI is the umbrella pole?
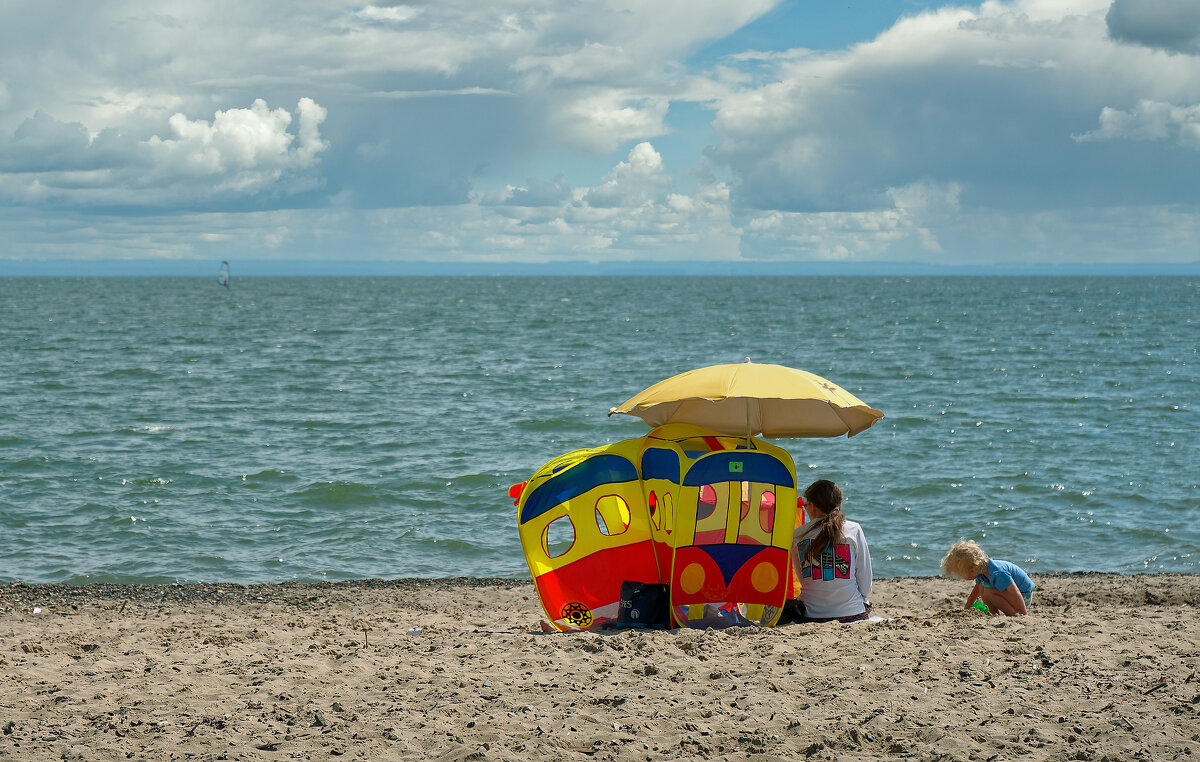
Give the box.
[745,401,755,450]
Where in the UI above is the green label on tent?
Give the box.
[729,461,743,473]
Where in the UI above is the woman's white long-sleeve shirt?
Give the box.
[789,518,873,619]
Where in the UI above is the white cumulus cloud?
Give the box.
[0,98,328,207]
[463,141,740,261]
[583,142,673,208]
[546,90,671,154]
[1074,100,1200,150]
[146,98,327,191]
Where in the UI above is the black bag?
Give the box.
[776,598,807,625]
[614,581,670,629]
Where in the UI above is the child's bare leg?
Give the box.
[998,583,1028,615]
[980,587,1018,616]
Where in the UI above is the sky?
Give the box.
[1,0,1199,273]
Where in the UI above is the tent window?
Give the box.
[695,482,730,545]
[544,515,576,558]
[696,483,718,521]
[595,495,631,536]
[737,483,776,546]
[759,490,776,533]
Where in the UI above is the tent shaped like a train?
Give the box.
[512,424,803,631]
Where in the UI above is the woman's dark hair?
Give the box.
[801,480,845,565]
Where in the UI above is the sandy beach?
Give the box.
[2,573,1197,761]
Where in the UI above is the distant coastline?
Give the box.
[4,259,1200,277]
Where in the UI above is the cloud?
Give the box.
[0,98,327,207]
[1106,0,1200,54]
[355,5,424,25]
[739,180,961,261]
[544,90,671,154]
[4,155,1195,267]
[1073,100,1200,150]
[0,111,126,173]
[495,177,572,207]
[466,142,740,261]
[147,98,327,190]
[704,0,1200,218]
[0,1,777,216]
[583,142,674,207]
[2,0,1200,267]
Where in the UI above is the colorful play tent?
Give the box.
[512,423,801,631]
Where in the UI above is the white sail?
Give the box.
[218,261,230,288]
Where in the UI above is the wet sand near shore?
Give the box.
[2,573,1197,761]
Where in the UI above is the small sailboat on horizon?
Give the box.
[218,260,230,289]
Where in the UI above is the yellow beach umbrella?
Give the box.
[608,359,883,439]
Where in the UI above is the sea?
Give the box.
[1,275,1196,585]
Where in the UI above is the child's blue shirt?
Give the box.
[977,559,1034,596]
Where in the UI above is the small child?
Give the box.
[941,540,1034,616]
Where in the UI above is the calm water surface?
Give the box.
[1,276,1196,584]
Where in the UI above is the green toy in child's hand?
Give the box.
[972,600,989,613]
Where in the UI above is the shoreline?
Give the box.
[4,569,1196,604]
[3,573,1197,760]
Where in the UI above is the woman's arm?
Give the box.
[855,529,873,599]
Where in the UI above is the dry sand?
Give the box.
[1,573,1197,761]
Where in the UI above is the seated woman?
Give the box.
[785,479,873,623]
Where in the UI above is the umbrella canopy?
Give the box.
[608,360,883,438]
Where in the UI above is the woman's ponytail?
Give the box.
[801,480,846,566]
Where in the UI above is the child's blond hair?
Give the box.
[941,540,988,579]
